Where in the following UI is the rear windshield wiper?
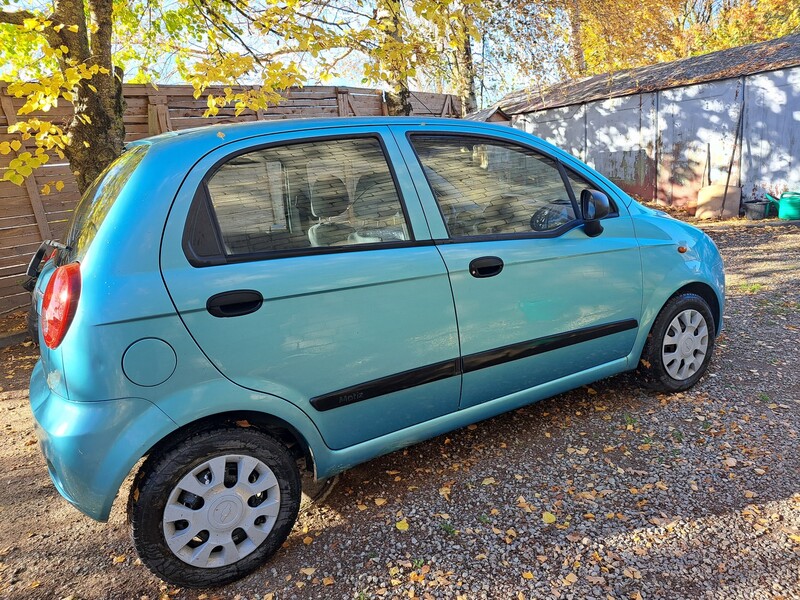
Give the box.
[23,240,69,291]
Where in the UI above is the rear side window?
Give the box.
[64,145,148,261]
[198,137,410,258]
[410,135,578,237]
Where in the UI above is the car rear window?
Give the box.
[63,145,148,262]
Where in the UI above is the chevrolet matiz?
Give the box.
[27,118,725,587]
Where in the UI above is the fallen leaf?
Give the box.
[724,457,737,467]
[563,572,577,586]
[303,536,313,545]
[300,567,316,576]
[396,519,409,531]
[439,486,451,501]
[482,477,497,486]
[112,554,126,564]
[542,512,557,524]
[623,567,642,579]
[744,490,757,499]
[522,571,534,579]
[357,504,367,511]
[323,577,335,586]
[375,498,387,506]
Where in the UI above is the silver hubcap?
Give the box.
[162,454,281,568]
[662,309,709,380]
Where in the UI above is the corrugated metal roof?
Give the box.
[500,33,800,114]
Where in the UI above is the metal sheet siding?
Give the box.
[742,68,800,200]
[515,66,800,208]
[586,93,657,200]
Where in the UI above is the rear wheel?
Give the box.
[129,427,300,588]
[639,292,715,392]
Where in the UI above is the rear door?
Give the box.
[160,127,460,450]
[396,127,643,408]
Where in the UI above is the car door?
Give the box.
[160,127,461,450]
[395,127,643,409]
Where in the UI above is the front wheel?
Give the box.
[129,427,300,588]
[639,292,716,392]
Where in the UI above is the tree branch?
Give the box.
[0,9,39,25]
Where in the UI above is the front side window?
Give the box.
[410,135,578,237]
[202,137,409,257]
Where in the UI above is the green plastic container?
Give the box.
[765,192,800,220]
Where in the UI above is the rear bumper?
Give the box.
[29,360,177,521]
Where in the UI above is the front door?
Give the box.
[399,130,642,408]
[160,128,461,449]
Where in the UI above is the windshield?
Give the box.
[63,145,148,262]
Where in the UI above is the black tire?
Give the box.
[129,427,300,588]
[639,292,716,392]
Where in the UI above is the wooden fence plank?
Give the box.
[0,82,460,314]
[0,95,52,242]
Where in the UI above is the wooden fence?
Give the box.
[0,84,461,314]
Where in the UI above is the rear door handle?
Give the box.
[469,256,504,278]
[206,290,263,318]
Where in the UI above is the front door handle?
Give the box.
[206,290,263,318]
[469,256,504,278]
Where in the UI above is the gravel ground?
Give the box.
[0,222,798,600]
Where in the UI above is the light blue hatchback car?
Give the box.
[28,117,724,587]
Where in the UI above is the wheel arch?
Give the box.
[671,281,721,336]
[141,410,316,476]
[630,278,723,371]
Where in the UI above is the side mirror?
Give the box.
[580,189,610,237]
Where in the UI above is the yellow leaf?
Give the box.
[522,571,534,579]
[10,140,21,152]
[59,45,69,54]
[112,554,126,563]
[300,567,316,576]
[375,498,387,506]
[482,477,496,485]
[67,24,79,32]
[439,486,451,501]
[563,572,578,586]
[41,184,51,195]
[542,512,557,524]
[303,536,313,545]
[55,180,65,192]
[357,503,367,511]
[395,519,409,531]
[322,577,334,586]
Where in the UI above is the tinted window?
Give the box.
[64,145,148,261]
[410,135,577,237]
[204,137,409,256]
[563,168,618,215]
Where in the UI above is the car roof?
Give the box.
[127,117,513,150]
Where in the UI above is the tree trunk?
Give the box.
[453,14,477,115]
[61,0,125,192]
[378,0,413,116]
[568,0,587,76]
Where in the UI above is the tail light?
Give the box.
[41,263,81,349]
